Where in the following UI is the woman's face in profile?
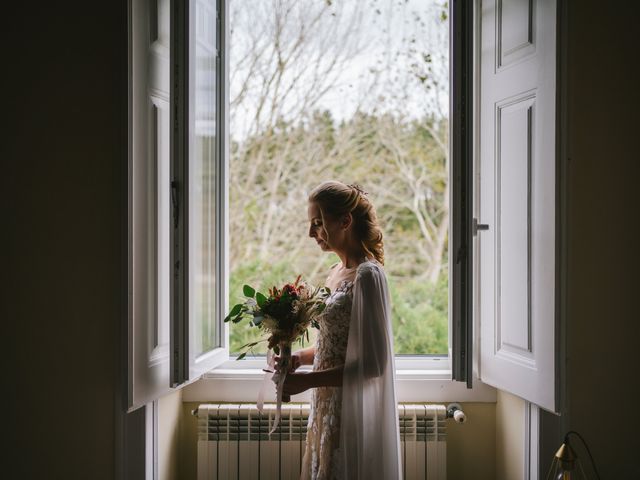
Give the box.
[308,201,345,252]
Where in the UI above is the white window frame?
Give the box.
[185,356,496,403]
[170,0,233,385]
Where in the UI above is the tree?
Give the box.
[227,0,450,354]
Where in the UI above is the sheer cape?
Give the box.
[339,259,402,479]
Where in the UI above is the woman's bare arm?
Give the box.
[282,364,344,396]
[305,365,344,387]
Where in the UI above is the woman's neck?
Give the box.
[336,247,369,269]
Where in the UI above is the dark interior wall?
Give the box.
[541,1,640,477]
[4,0,639,478]
[3,2,127,478]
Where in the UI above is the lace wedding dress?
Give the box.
[299,259,402,480]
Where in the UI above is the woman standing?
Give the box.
[275,180,402,480]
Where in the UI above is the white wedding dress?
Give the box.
[300,258,402,480]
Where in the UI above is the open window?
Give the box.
[225,0,452,368]
[451,0,475,388]
[128,0,561,414]
[128,0,230,410]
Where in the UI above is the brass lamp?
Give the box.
[545,431,600,480]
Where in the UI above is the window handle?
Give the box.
[473,218,489,236]
[171,180,179,229]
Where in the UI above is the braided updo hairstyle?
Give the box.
[308,180,385,265]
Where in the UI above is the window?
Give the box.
[127,0,228,408]
[128,0,561,413]
[228,0,451,360]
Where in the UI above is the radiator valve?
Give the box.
[446,403,466,423]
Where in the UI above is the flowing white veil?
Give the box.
[340,259,402,479]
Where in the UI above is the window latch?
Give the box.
[473,218,489,236]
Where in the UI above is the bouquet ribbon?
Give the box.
[256,346,290,435]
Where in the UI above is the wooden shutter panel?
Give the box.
[478,0,559,413]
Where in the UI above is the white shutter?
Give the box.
[129,0,173,410]
[478,0,558,412]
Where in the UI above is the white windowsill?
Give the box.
[182,356,497,403]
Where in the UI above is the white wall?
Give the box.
[158,390,183,480]
[495,390,525,479]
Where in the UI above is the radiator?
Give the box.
[196,403,447,480]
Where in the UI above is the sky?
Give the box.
[229,0,449,141]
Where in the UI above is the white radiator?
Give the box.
[196,403,447,480]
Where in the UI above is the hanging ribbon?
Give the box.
[256,345,290,435]
[256,348,275,413]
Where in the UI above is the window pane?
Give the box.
[229,0,449,355]
[190,0,218,357]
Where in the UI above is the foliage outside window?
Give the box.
[227,0,450,355]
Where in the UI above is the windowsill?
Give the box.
[182,356,497,403]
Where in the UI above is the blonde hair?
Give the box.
[308,180,385,265]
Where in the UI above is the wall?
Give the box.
[489,1,640,477]
[447,402,496,480]
[539,0,640,477]
[180,400,496,479]
[552,1,640,478]
[4,1,127,478]
[158,389,183,480]
[498,0,640,476]
[495,390,525,480]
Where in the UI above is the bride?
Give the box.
[275,180,402,480]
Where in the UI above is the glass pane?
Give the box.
[190,0,217,358]
[229,0,449,355]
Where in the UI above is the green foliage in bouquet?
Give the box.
[224,275,330,360]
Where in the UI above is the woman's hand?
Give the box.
[274,351,302,373]
[282,371,311,396]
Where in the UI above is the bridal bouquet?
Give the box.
[224,275,330,433]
